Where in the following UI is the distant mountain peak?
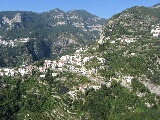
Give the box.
[151,3,160,8]
[100,5,160,44]
[53,8,63,12]
[49,8,64,13]
[2,13,22,26]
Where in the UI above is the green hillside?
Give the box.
[0,9,106,67]
[0,4,160,120]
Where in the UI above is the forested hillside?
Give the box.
[0,9,106,67]
[0,4,160,120]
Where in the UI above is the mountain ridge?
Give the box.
[151,3,160,8]
[0,9,106,67]
[0,4,160,120]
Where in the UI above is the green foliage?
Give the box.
[0,9,106,67]
[0,78,23,119]
[0,5,160,120]
[84,82,160,120]
[85,57,100,69]
[24,94,47,112]
[35,60,45,67]
[132,78,150,93]
[118,109,160,120]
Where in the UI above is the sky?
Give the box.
[0,0,159,18]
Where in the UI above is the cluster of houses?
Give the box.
[98,9,160,46]
[0,64,59,79]
[15,37,31,43]
[0,65,35,77]
[68,80,113,99]
[0,45,146,100]
[110,75,134,89]
[0,47,105,79]
[68,83,101,99]
[110,37,137,44]
[0,39,14,46]
[0,45,138,99]
[151,25,160,38]
[0,36,33,47]
[43,47,105,73]
[0,68,15,76]
[0,47,107,99]
[98,33,137,45]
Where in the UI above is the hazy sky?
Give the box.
[0,0,159,18]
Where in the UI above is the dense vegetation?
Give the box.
[0,70,90,119]
[84,82,160,120]
[1,73,160,120]
[0,9,106,67]
[98,38,160,85]
[0,4,160,120]
[103,6,160,38]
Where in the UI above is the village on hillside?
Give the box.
[0,44,136,99]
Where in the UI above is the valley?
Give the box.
[0,3,160,120]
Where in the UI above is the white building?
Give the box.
[89,85,101,91]
[122,76,134,86]
[0,72,4,76]
[60,55,70,61]
[57,61,65,68]
[151,27,160,38]
[38,67,46,73]
[52,73,58,77]
[51,61,57,69]
[40,74,45,78]
[18,68,26,76]
[44,60,52,68]
[68,90,78,99]
[9,69,15,76]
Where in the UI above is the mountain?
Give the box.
[151,3,160,8]
[0,9,106,38]
[100,6,160,41]
[0,9,106,67]
[68,5,160,119]
[41,9,106,32]
[97,5,160,83]
[1,4,160,120]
